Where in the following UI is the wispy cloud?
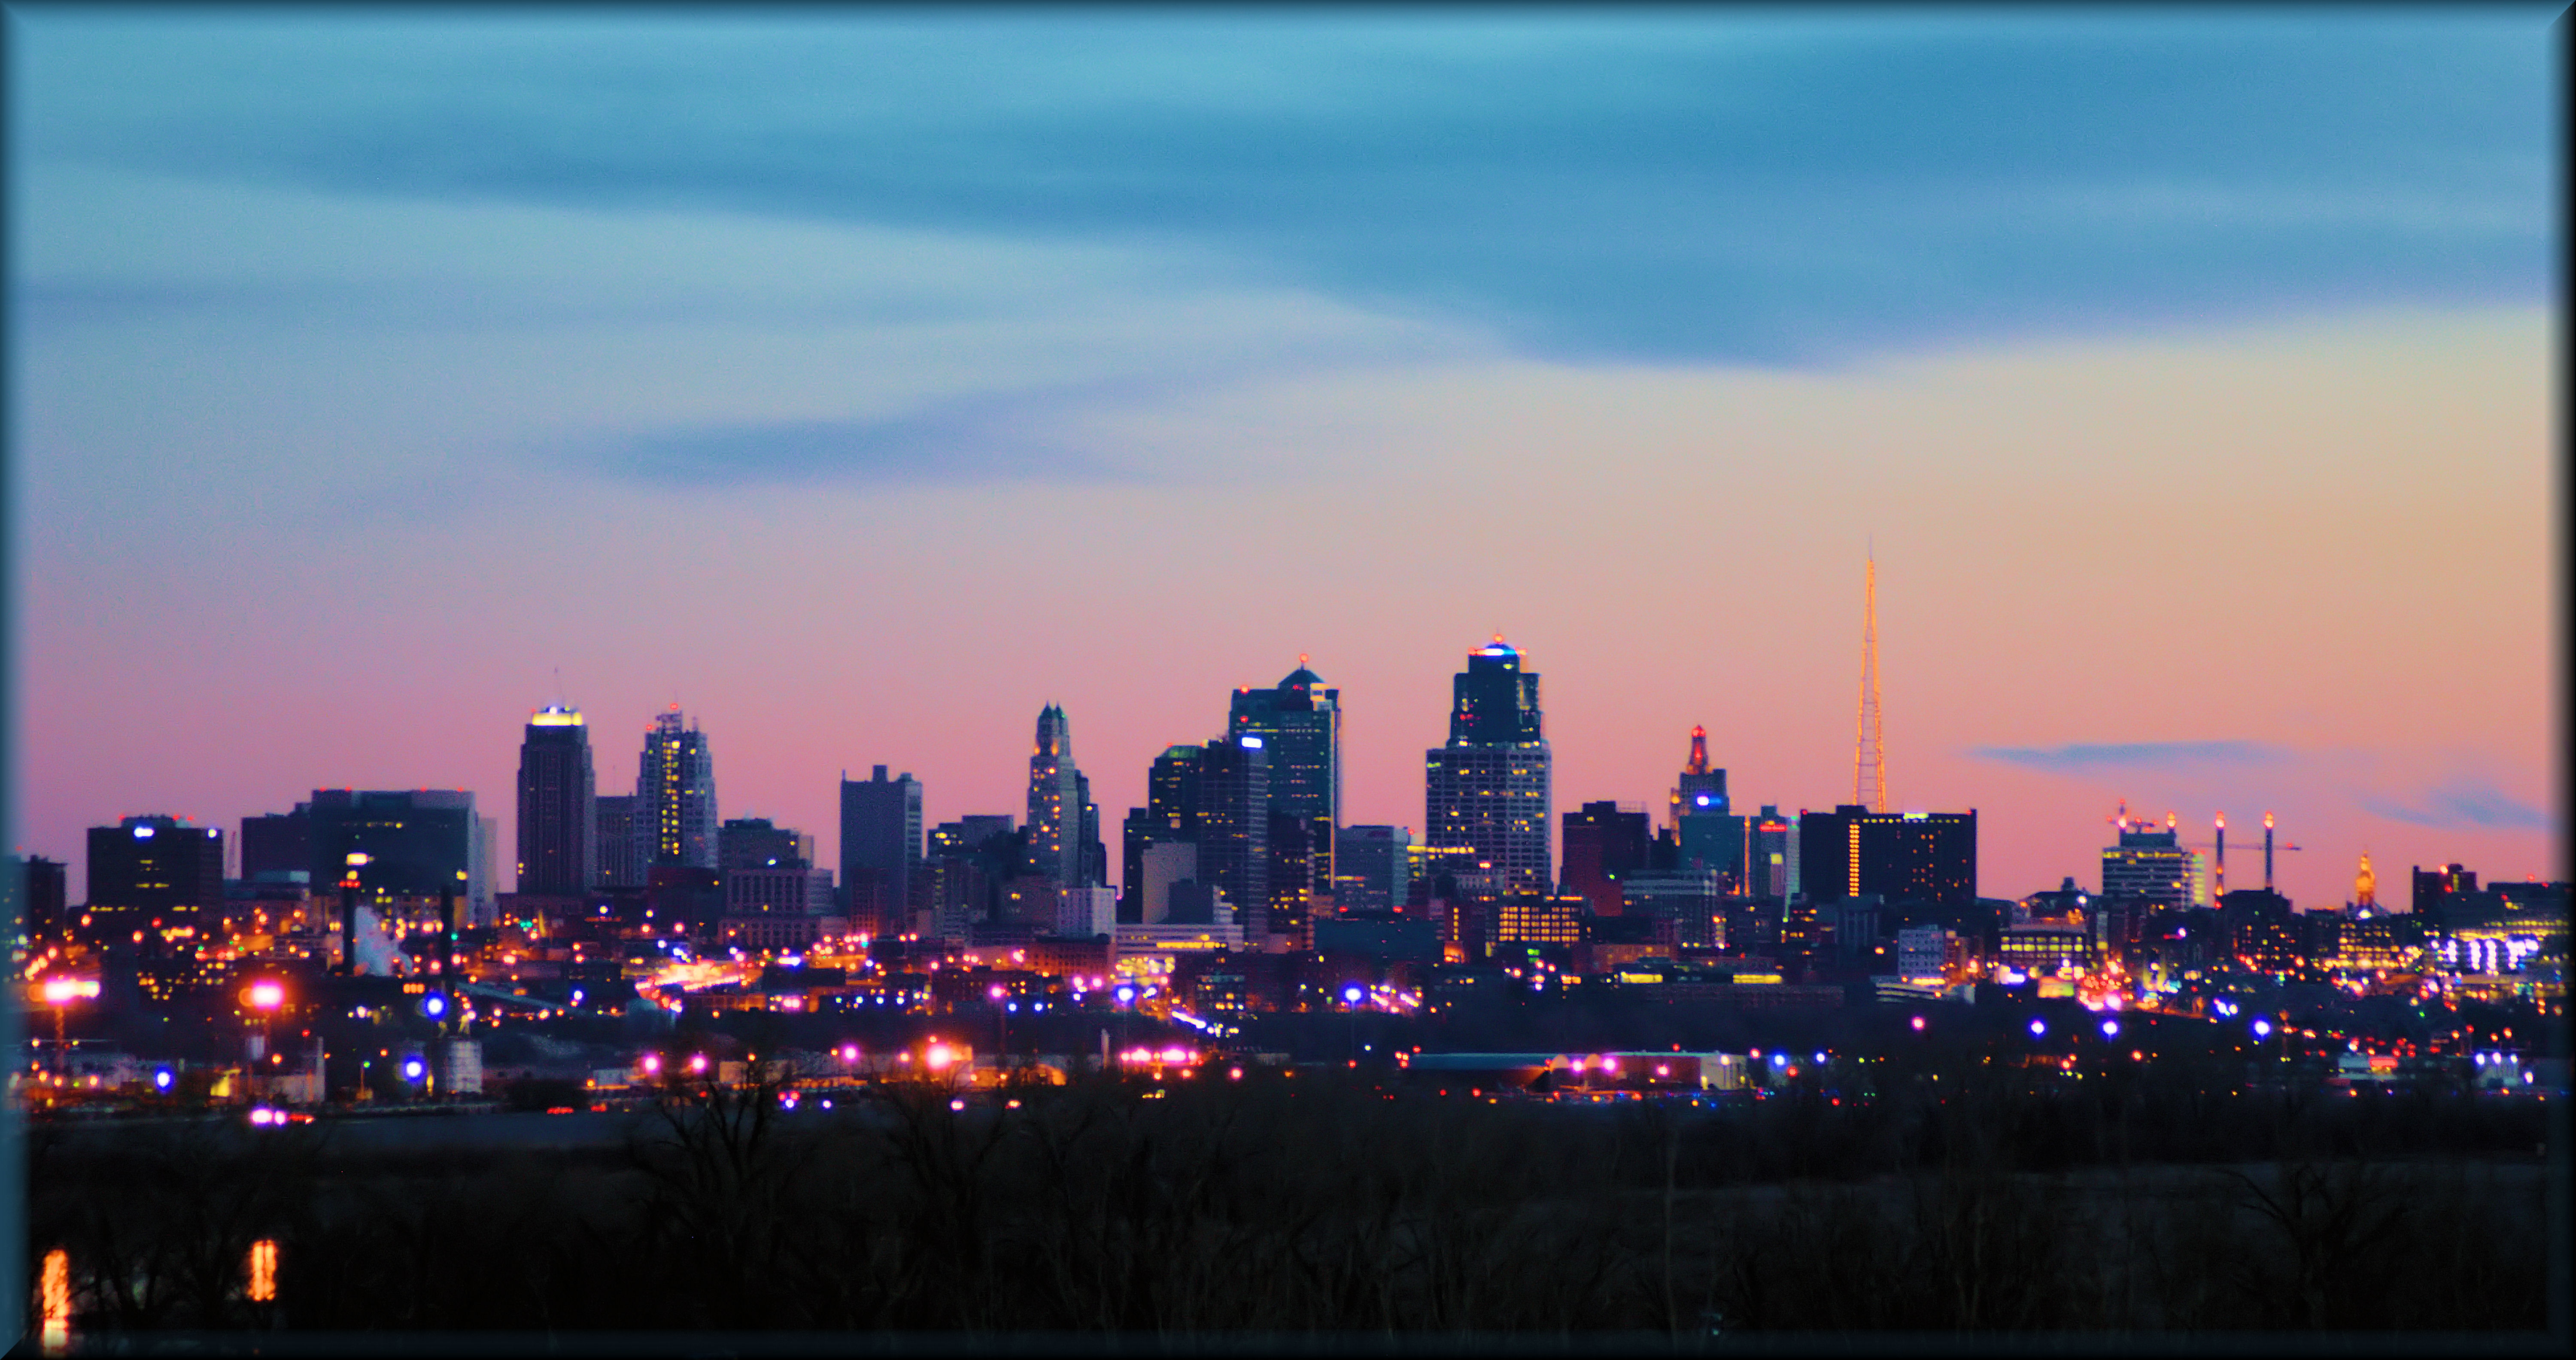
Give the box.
[15,12,2549,365]
[1968,740,2291,773]
[2357,778,2551,832]
[592,410,1139,489]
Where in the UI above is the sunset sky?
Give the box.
[10,9,2560,907]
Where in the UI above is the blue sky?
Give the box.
[19,10,2553,371]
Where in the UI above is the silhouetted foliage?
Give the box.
[24,1071,2552,1336]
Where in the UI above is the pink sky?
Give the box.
[20,301,2557,909]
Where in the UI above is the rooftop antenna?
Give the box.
[1855,549,1886,813]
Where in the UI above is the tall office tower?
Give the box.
[1023,705,1088,889]
[2098,811,2196,912]
[1122,744,1205,921]
[593,795,645,888]
[1671,726,1728,820]
[1073,769,1107,887]
[1424,638,1552,899]
[1229,659,1343,892]
[1194,735,1271,932]
[1333,825,1411,912]
[1745,806,1792,899]
[239,810,313,885]
[1267,811,1319,941]
[840,766,923,936]
[1560,801,1651,917]
[20,856,69,943]
[86,817,224,918]
[515,705,597,897]
[1668,727,1747,892]
[638,707,718,869]
[1855,555,1887,813]
[1795,804,1976,906]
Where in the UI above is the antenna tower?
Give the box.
[1855,554,1886,812]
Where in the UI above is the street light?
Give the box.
[990,984,1009,1072]
[40,975,99,1077]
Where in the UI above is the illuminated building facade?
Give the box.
[2100,816,2195,913]
[1795,805,1976,906]
[638,707,718,870]
[1747,807,1792,899]
[1495,893,1586,947]
[840,765,923,937]
[1425,638,1552,899]
[1229,661,1343,895]
[1332,825,1411,912]
[1193,735,1270,935]
[1024,705,1084,889]
[1671,728,1748,895]
[514,706,596,896]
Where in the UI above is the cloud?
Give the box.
[2356,779,2551,832]
[1968,740,2292,773]
[591,409,1138,489]
[14,12,2550,364]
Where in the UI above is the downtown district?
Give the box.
[19,636,2568,1113]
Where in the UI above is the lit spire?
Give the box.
[1854,554,1885,813]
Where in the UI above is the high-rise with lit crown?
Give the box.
[1024,705,1093,889]
[1228,659,1342,828]
[1425,637,1552,898]
[638,707,717,869]
[515,705,596,896]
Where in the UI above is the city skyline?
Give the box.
[11,10,2558,910]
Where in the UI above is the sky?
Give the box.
[8,7,2562,908]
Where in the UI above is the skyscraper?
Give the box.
[1123,744,1203,922]
[841,765,923,937]
[2100,811,2196,912]
[1747,807,1793,899]
[515,705,597,897]
[1230,660,1343,896]
[593,795,644,888]
[1425,638,1552,899]
[1332,825,1411,912]
[1670,726,1747,893]
[638,707,717,869]
[1671,726,1728,819]
[1194,735,1270,931]
[1795,805,1976,907]
[1023,705,1089,889]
